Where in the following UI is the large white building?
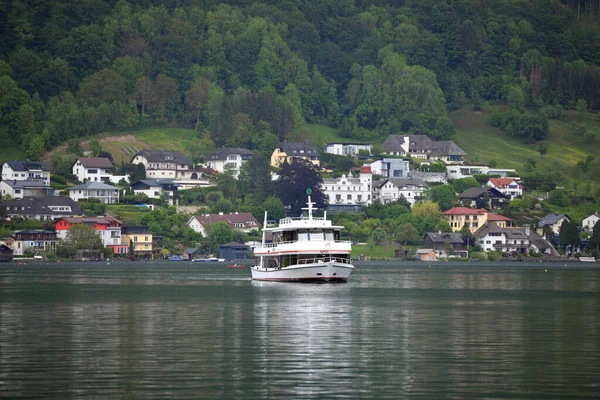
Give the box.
[382,135,466,164]
[323,142,373,156]
[487,178,523,200]
[1,160,51,186]
[72,157,114,182]
[131,149,193,179]
[129,179,179,205]
[206,148,253,178]
[446,165,517,180]
[322,166,373,206]
[369,158,410,179]
[0,180,51,199]
[374,178,428,206]
[67,181,121,204]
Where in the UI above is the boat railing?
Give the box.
[279,216,326,224]
[256,240,351,248]
[297,256,353,265]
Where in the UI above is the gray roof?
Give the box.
[132,149,191,165]
[184,248,203,254]
[68,181,120,191]
[208,148,253,161]
[76,157,113,168]
[416,248,435,254]
[424,232,465,244]
[382,134,466,156]
[538,213,569,228]
[4,160,50,172]
[131,179,179,189]
[387,178,428,189]
[279,141,318,156]
[458,186,507,199]
[2,196,82,216]
[2,180,49,188]
[381,135,408,153]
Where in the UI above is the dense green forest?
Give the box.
[2,0,600,160]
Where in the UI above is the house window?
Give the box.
[347,194,352,200]
[88,169,98,174]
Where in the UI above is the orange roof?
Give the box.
[360,165,372,174]
[489,177,523,189]
[444,207,486,216]
[486,212,513,221]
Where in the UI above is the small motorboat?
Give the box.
[227,263,244,268]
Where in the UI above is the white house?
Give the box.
[0,180,52,199]
[129,179,179,205]
[369,158,410,179]
[67,181,121,204]
[374,178,428,206]
[536,213,571,236]
[187,212,260,236]
[322,166,373,206]
[1,196,82,221]
[583,213,599,232]
[2,160,51,186]
[131,149,193,179]
[323,142,373,156]
[475,223,556,255]
[72,157,114,182]
[447,165,517,180]
[381,135,466,164]
[206,148,253,178]
[487,177,523,200]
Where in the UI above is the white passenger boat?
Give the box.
[251,194,354,282]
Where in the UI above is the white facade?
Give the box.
[478,228,530,253]
[322,168,373,206]
[0,181,49,199]
[206,151,252,178]
[131,184,177,205]
[2,162,50,186]
[369,158,410,179]
[68,182,121,204]
[447,165,517,180]
[487,178,523,200]
[375,178,427,206]
[99,227,122,247]
[582,213,599,232]
[72,160,112,182]
[132,155,190,179]
[324,143,373,156]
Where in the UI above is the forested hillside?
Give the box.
[1,0,600,161]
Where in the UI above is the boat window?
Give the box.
[325,231,334,241]
[310,231,324,241]
[298,231,309,241]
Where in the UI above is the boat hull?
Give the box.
[251,261,354,283]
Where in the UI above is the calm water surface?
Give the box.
[1,261,599,399]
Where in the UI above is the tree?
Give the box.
[186,77,210,128]
[460,224,474,248]
[394,223,420,246]
[371,227,386,245]
[538,143,548,156]
[559,220,580,255]
[451,177,479,194]
[133,77,156,115]
[262,196,286,221]
[588,221,600,253]
[424,185,456,211]
[154,74,179,119]
[276,159,326,216]
[89,139,103,157]
[206,221,233,256]
[412,201,443,220]
[56,224,104,258]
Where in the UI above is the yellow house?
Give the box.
[445,207,513,233]
[270,141,320,168]
[121,226,153,259]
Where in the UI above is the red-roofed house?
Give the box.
[54,216,128,254]
[487,178,523,200]
[445,207,513,233]
[187,212,260,236]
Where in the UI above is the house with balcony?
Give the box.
[206,148,253,178]
[121,225,153,259]
[2,196,82,221]
[131,149,192,179]
[72,157,114,183]
[487,178,523,200]
[54,216,125,253]
[0,180,53,199]
[129,179,179,205]
[2,160,51,186]
[447,165,517,180]
[382,135,466,164]
[270,141,320,168]
[457,187,509,210]
[322,166,373,207]
[12,229,59,256]
[474,223,557,255]
[374,178,428,206]
[369,158,410,179]
[445,207,513,233]
[67,181,121,204]
[423,232,467,257]
[323,142,373,156]
[187,212,260,236]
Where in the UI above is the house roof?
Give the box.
[444,207,486,216]
[220,242,249,248]
[424,232,464,244]
[381,135,407,153]
[2,180,49,188]
[57,216,121,225]
[360,165,372,174]
[2,196,82,216]
[191,212,260,230]
[486,212,513,222]
[68,181,120,191]
[382,135,467,156]
[208,148,253,161]
[4,160,50,172]
[76,157,113,169]
[489,177,523,189]
[130,179,179,189]
[416,248,436,254]
[386,178,428,189]
[132,149,191,165]
[278,141,318,156]
[184,247,203,254]
[458,186,507,199]
[538,213,569,228]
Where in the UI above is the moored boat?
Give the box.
[251,193,354,282]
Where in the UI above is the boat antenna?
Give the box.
[261,211,268,246]
[301,188,316,220]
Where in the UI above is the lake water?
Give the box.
[1,261,599,399]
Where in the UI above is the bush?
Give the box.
[469,251,488,261]
[486,250,501,261]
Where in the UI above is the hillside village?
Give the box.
[1,133,598,263]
